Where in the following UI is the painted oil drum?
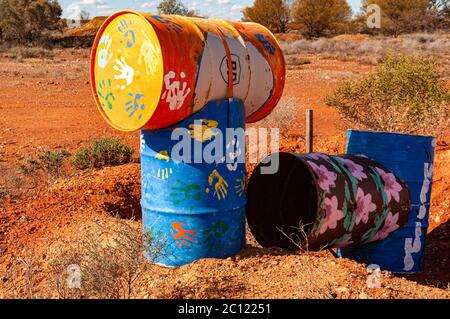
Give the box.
[90,10,285,132]
[141,98,247,267]
[247,152,411,251]
[340,131,436,273]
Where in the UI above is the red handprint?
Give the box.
[170,222,198,248]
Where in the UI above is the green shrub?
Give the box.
[38,150,70,176]
[326,54,450,135]
[19,149,70,178]
[72,137,134,170]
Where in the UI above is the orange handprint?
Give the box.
[170,222,198,248]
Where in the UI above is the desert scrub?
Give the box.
[0,46,55,60]
[72,137,134,170]
[49,220,165,299]
[287,56,312,66]
[19,149,70,179]
[326,54,450,135]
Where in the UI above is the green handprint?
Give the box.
[202,221,229,253]
[170,180,202,205]
[98,79,115,110]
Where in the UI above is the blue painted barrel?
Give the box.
[341,130,436,273]
[140,98,247,267]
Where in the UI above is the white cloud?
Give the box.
[140,2,157,9]
[62,0,253,21]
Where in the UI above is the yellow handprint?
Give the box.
[138,30,161,76]
[235,171,246,197]
[188,119,219,143]
[155,150,170,162]
[155,150,173,180]
[206,170,229,201]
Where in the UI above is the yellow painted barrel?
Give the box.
[90,10,286,132]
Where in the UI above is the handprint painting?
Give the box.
[92,12,164,131]
[140,99,246,267]
[91,10,285,132]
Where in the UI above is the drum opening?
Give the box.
[247,153,318,249]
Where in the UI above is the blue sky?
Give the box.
[60,0,363,20]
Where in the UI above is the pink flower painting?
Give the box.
[308,153,331,161]
[341,158,368,181]
[308,161,337,193]
[369,212,401,242]
[376,168,403,203]
[335,235,354,248]
[320,196,345,234]
[356,188,377,225]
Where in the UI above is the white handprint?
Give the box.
[162,71,191,111]
[97,33,113,69]
[138,30,161,76]
[226,138,242,172]
[113,56,135,90]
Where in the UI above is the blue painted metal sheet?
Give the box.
[140,98,247,267]
[341,130,436,273]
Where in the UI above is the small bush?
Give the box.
[255,97,300,138]
[71,137,134,170]
[49,220,165,299]
[39,150,70,177]
[326,54,450,135]
[19,150,70,179]
[0,166,25,205]
[1,249,44,299]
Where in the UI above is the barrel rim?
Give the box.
[247,152,321,249]
[90,10,164,133]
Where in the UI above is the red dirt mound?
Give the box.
[66,16,108,37]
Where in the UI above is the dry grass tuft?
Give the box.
[282,33,450,67]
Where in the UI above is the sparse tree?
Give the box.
[242,0,291,34]
[362,0,430,36]
[428,0,450,29]
[79,10,91,24]
[429,0,449,15]
[157,0,196,16]
[0,0,65,44]
[292,0,352,38]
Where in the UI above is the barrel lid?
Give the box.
[90,10,164,132]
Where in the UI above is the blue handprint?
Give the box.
[97,79,115,110]
[255,34,276,55]
[152,15,184,33]
[125,93,145,120]
[118,19,136,48]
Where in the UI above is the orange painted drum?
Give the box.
[90,10,286,132]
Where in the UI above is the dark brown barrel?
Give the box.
[247,153,411,251]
